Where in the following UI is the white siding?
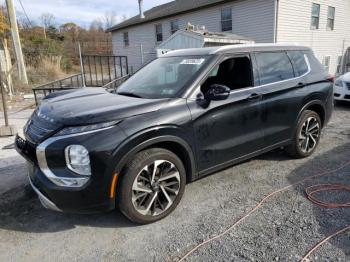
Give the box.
[277,0,350,74]
[159,31,205,50]
[112,0,275,72]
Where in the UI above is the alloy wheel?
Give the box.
[298,116,320,153]
[131,160,181,216]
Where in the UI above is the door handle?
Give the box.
[247,93,262,101]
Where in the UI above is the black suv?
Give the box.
[16,44,333,224]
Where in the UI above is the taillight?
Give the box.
[327,75,335,83]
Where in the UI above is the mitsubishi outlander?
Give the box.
[16,44,333,224]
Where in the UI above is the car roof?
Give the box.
[162,43,311,57]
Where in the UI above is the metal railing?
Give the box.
[82,55,129,87]
[32,73,83,105]
[33,74,131,105]
[102,74,131,92]
[35,73,83,89]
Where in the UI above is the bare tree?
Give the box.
[103,11,117,29]
[39,13,55,38]
[17,12,34,29]
[40,13,55,28]
[60,22,81,42]
[90,18,103,31]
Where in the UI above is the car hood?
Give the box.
[37,88,169,126]
[338,72,350,82]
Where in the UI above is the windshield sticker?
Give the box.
[180,59,205,65]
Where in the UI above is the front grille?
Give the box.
[15,135,37,163]
[25,113,59,143]
[346,82,350,90]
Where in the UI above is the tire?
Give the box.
[285,110,322,159]
[117,148,186,224]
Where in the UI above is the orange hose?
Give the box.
[298,183,350,261]
[177,160,350,262]
[305,184,350,208]
[300,225,350,262]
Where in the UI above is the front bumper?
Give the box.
[15,124,127,214]
[28,176,61,212]
[334,84,350,101]
[26,162,115,213]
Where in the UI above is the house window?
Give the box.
[323,56,331,73]
[311,3,320,29]
[327,6,335,30]
[123,32,129,47]
[155,24,163,42]
[170,20,179,34]
[221,7,232,32]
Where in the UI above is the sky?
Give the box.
[0,0,173,28]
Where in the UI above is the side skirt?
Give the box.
[197,139,291,179]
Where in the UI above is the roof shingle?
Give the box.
[107,0,232,32]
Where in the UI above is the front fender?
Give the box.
[108,126,197,181]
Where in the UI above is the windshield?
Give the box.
[117,56,211,99]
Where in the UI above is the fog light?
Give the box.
[65,145,91,176]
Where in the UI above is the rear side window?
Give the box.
[255,52,295,85]
[288,51,309,76]
[304,50,328,77]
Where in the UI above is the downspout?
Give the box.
[274,0,280,43]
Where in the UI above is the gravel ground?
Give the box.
[0,105,349,262]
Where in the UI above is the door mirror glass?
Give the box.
[204,84,230,101]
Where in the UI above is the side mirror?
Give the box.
[204,84,231,101]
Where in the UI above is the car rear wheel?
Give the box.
[117,148,186,224]
[285,110,322,158]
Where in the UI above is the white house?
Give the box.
[107,0,350,75]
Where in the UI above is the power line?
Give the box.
[17,0,32,27]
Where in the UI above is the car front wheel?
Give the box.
[117,148,186,224]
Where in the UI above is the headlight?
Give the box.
[335,80,343,87]
[54,120,120,137]
[36,142,91,188]
[65,145,91,176]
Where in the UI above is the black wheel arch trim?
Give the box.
[111,127,197,182]
[295,99,326,129]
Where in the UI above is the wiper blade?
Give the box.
[117,92,143,98]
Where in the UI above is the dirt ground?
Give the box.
[0,95,35,112]
[0,104,349,262]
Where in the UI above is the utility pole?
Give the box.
[43,24,47,39]
[5,0,28,84]
[0,71,9,127]
[0,61,17,137]
[78,42,86,87]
